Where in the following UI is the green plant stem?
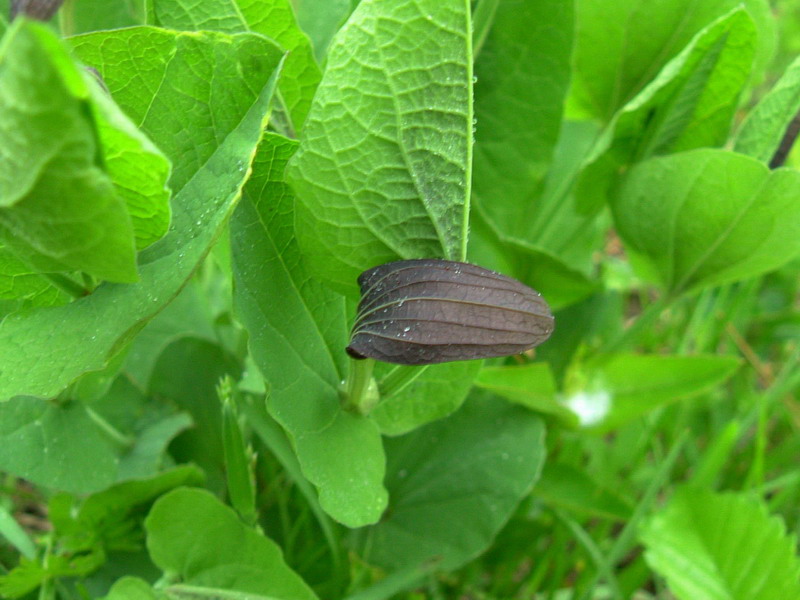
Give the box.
[42,272,90,299]
[58,0,76,37]
[378,364,428,398]
[460,0,474,262]
[342,358,377,415]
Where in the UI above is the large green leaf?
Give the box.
[287,0,474,296]
[467,0,594,310]
[0,28,283,401]
[147,0,321,130]
[640,487,800,600]
[570,0,773,122]
[0,20,139,282]
[0,396,120,493]
[735,54,800,162]
[371,360,482,436]
[146,488,317,600]
[0,242,67,307]
[564,353,741,432]
[0,377,192,493]
[472,0,573,239]
[71,27,282,193]
[91,85,172,251]
[355,395,545,571]
[612,149,800,296]
[230,133,386,527]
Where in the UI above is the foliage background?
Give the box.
[0,0,799,599]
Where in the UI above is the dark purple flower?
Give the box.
[347,259,554,365]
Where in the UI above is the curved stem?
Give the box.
[341,358,377,415]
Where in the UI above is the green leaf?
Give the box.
[0,397,120,493]
[474,363,578,426]
[146,488,318,600]
[0,242,67,306]
[371,360,482,436]
[355,395,545,571]
[51,465,204,553]
[467,212,597,310]
[122,280,217,389]
[71,0,145,33]
[0,557,48,599]
[294,0,351,60]
[0,20,138,282]
[91,83,172,251]
[472,0,573,238]
[735,54,800,162]
[640,487,800,600]
[72,27,282,193]
[611,149,800,296]
[287,0,474,296]
[147,0,321,131]
[0,28,284,401]
[609,8,757,161]
[565,353,741,432]
[0,379,194,493]
[230,133,386,527]
[104,577,156,600]
[570,0,773,122]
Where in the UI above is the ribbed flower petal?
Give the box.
[347,259,554,365]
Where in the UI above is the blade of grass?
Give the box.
[576,429,689,599]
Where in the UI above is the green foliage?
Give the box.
[286,0,474,295]
[145,488,317,599]
[147,0,321,131]
[0,27,284,399]
[230,132,385,527]
[1,0,800,598]
[641,487,800,600]
[613,149,800,296]
[353,395,546,571]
